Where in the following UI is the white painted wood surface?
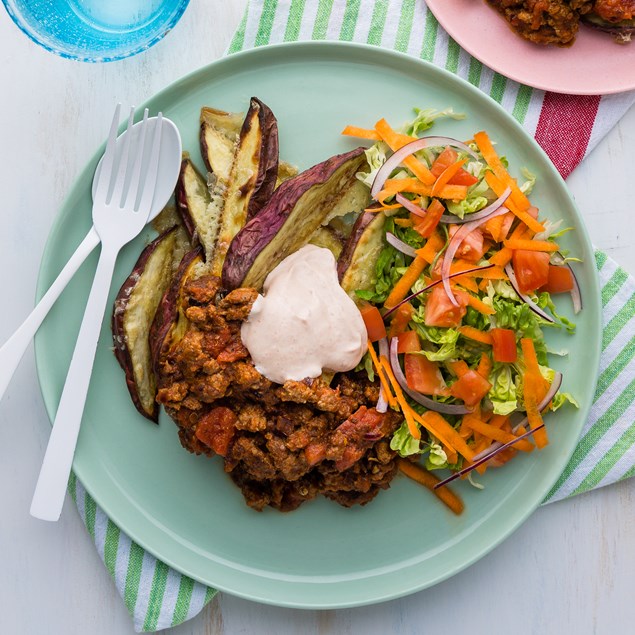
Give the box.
[1,2,634,633]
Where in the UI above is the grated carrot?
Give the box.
[341,125,381,140]
[504,239,559,252]
[366,341,398,409]
[458,326,493,346]
[465,293,496,315]
[477,352,493,379]
[379,355,421,440]
[463,418,534,452]
[420,411,475,462]
[431,158,467,197]
[416,231,445,264]
[384,255,427,309]
[375,118,436,185]
[398,459,464,515]
[484,172,545,233]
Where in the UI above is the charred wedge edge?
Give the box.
[175,155,216,251]
[276,160,299,187]
[208,97,280,276]
[199,107,244,181]
[221,147,369,291]
[112,227,182,422]
[149,247,205,375]
[337,211,387,304]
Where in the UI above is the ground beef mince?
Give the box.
[155,275,402,511]
[486,0,593,46]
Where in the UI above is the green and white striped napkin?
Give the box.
[67,1,635,631]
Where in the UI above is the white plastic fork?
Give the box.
[30,105,165,522]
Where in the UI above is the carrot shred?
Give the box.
[431,158,467,197]
[520,338,541,377]
[379,355,421,440]
[364,202,403,212]
[456,278,479,293]
[398,459,464,515]
[484,172,545,233]
[489,414,510,429]
[458,326,493,346]
[474,131,534,213]
[504,239,559,252]
[366,341,398,409]
[524,372,549,449]
[416,231,445,264]
[489,248,513,267]
[384,255,427,309]
[394,218,413,227]
[420,411,475,462]
[477,352,493,379]
[341,125,381,140]
[415,199,446,238]
[375,118,436,185]
[465,293,496,315]
[463,419,534,452]
[377,178,467,202]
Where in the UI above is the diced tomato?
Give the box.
[490,328,517,363]
[430,146,478,186]
[388,302,414,337]
[396,330,421,353]
[195,407,237,456]
[360,304,386,342]
[424,286,468,328]
[405,354,448,396]
[541,265,574,294]
[449,370,492,407]
[449,226,488,263]
[431,147,458,177]
[484,211,514,243]
[512,249,550,294]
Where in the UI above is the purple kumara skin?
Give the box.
[221,147,367,291]
[111,226,179,423]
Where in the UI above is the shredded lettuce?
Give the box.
[402,107,466,136]
[488,364,518,415]
[390,421,421,457]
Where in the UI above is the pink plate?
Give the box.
[427,0,635,95]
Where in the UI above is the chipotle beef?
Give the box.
[155,274,402,511]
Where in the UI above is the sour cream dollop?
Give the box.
[241,245,368,384]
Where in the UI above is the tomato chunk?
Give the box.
[512,249,550,294]
[396,330,421,353]
[449,370,492,407]
[425,286,468,328]
[195,406,237,456]
[405,354,448,396]
[388,302,414,337]
[430,146,477,186]
[360,304,386,342]
[449,226,488,263]
[490,328,517,363]
[541,265,574,294]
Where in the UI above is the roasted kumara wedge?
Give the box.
[221,147,368,291]
[208,97,280,275]
[308,226,345,260]
[337,211,387,304]
[149,247,205,374]
[112,226,190,422]
[174,155,218,252]
[199,107,244,181]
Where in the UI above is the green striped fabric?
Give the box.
[69,1,635,631]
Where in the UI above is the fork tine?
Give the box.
[109,107,135,208]
[93,103,122,204]
[135,113,164,215]
[124,108,150,210]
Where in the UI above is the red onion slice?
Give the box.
[375,338,389,413]
[383,264,495,319]
[388,338,470,415]
[504,263,555,324]
[371,136,479,198]
[436,371,563,485]
[396,193,427,218]
[440,188,512,224]
[442,206,510,307]
[386,232,417,258]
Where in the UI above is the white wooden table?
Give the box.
[1,2,634,634]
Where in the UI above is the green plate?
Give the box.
[34,42,601,608]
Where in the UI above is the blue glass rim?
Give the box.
[1,0,191,63]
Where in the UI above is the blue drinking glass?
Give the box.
[2,0,190,62]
